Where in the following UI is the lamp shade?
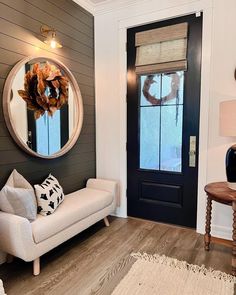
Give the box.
[219,100,236,136]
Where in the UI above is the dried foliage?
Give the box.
[18,62,69,119]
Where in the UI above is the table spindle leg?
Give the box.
[204,196,212,251]
[232,201,236,276]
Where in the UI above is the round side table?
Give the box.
[204,182,236,276]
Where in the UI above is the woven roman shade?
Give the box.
[135,23,188,74]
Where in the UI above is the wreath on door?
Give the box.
[142,72,182,125]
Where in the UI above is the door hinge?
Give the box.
[126,189,127,197]
[126,93,127,102]
[126,42,127,52]
[126,142,127,151]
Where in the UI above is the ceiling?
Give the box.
[73,0,127,15]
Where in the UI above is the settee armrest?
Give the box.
[86,178,119,206]
[0,211,35,261]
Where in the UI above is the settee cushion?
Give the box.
[31,187,113,243]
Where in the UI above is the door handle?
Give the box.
[27,130,33,149]
[189,136,196,167]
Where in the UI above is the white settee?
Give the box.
[0,178,118,275]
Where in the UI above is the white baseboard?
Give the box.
[112,206,127,218]
[111,212,127,218]
[210,224,232,240]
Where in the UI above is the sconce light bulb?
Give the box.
[41,26,62,48]
[50,39,57,49]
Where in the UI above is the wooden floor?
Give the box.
[0,217,233,295]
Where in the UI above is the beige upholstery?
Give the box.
[87,178,119,206]
[32,188,113,243]
[0,178,118,263]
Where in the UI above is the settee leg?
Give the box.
[33,257,40,276]
[104,216,110,227]
[6,254,14,263]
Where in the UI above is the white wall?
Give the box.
[205,0,236,238]
[95,0,236,240]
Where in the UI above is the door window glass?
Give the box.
[36,111,61,156]
[140,107,160,170]
[139,71,184,172]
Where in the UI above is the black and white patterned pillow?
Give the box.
[34,174,64,216]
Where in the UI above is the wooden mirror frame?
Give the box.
[3,56,83,159]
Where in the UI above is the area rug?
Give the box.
[112,253,236,295]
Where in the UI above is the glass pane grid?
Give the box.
[139,71,184,173]
[141,103,183,108]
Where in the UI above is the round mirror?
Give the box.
[3,56,83,158]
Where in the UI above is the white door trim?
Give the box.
[117,0,213,234]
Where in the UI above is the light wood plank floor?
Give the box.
[0,217,232,295]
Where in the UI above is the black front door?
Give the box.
[127,14,202,228]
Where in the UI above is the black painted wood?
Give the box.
[127,14,202,228]
[0,0,95,194]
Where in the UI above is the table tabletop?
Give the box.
[204,182,236,205]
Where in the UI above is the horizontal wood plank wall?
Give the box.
[0,0,95,193]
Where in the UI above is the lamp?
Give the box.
[40,25,62,49]
[219,100,236,189]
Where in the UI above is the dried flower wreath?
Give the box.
[18,62,69,119]
[142,72,182,125]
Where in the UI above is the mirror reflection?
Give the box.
[10,58,77,156]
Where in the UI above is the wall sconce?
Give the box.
[40,25,62,49]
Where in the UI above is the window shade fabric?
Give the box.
[135,23,188,74]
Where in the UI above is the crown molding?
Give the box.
[72,0,95,15]
[94,0,145,15]
[73,0,211,16]
[73,0,145,16]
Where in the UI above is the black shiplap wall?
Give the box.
[0,0,95,193]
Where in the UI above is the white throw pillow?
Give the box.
[5,169,33,189]
[0,169,37,221]
[34,174,64,216]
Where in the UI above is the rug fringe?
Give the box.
[131,252,236,283]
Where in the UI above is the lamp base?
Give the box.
[226,144,236,189]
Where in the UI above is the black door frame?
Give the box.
[126,13,202,228]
